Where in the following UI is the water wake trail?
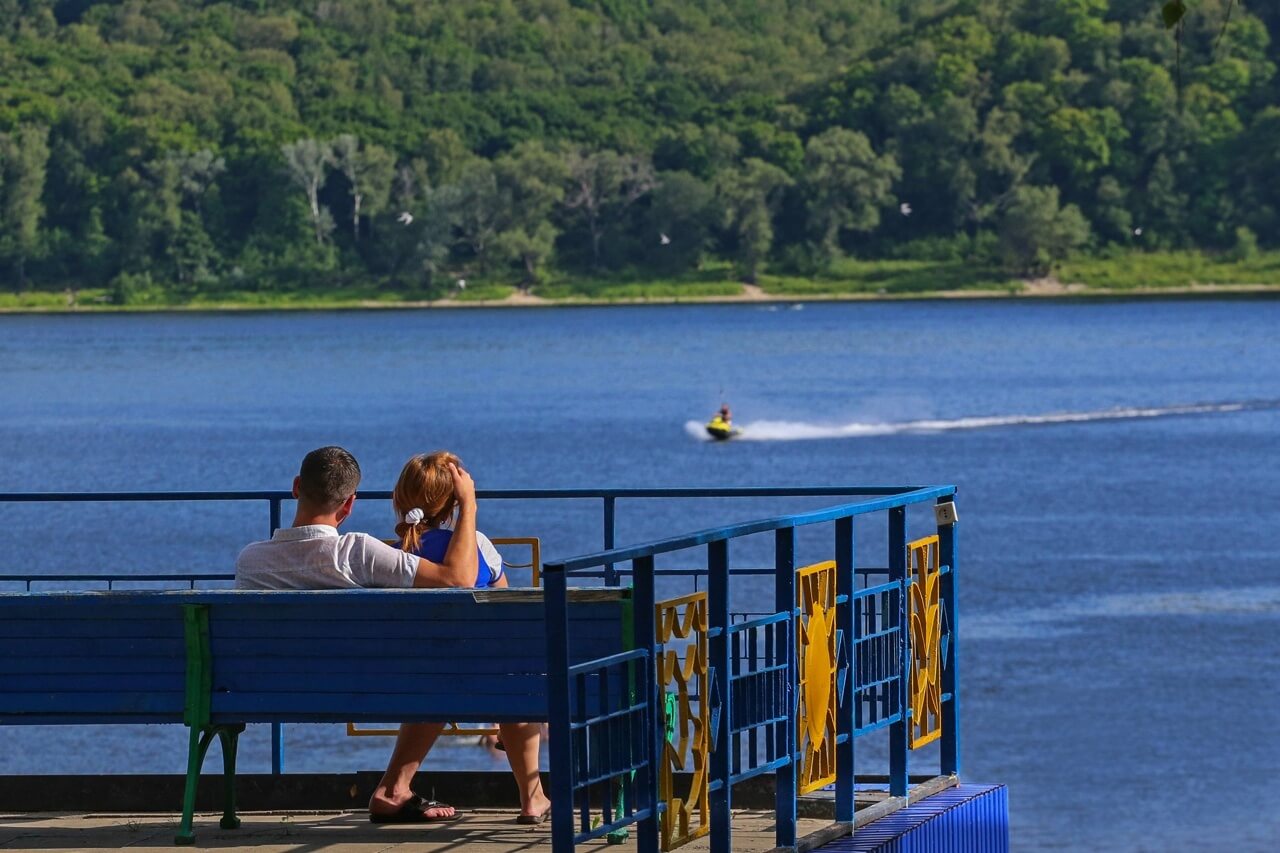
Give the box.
[684,399,1278,442]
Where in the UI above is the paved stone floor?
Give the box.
[0,810,833,851]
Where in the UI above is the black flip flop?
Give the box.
[370,794,462,824]
[516,806,551,825]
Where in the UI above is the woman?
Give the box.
[391,451,550,824]
[393,450,507,589]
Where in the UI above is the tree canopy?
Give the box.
[0,0,1275,300]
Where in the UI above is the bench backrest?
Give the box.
[0,589,630,726]
[0,592,189,724]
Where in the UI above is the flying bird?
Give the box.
[397,211,414,225]
[659,233,671,245]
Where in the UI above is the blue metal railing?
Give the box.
[0,485,915,776]
[2,484,960,852]
[541,485,959,853]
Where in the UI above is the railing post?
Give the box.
[888,506,908,798]
[268,497,284,775]
[632,555,660,853]
[939,498,960,777]
[544,565,575,853]
[834,516,856,824]
[774,527,797,850]
[603,496,618,586]
[707,539,732,853]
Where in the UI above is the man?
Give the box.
[236,446,549,824]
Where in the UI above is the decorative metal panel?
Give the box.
[796,560,838,795]
[908,535,942,749]
[655,592,710,850]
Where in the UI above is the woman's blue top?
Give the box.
[401,528,501,588]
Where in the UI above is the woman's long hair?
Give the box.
[392,451,462,554]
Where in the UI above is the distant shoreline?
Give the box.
[3,280,1280,315]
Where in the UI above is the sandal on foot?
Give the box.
[516,805,551,825]
[370,794,462,824]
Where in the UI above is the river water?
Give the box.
[1,299,1277,850]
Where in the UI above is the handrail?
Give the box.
[0,486,934,501]
[546,485,956,573]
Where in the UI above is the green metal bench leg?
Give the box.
[218,725,245,829]
[176,727,217,844]
[606,776,629,844]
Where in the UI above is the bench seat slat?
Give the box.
[215,663,571,679]
[2,638,183,657]
[212,602,625,623]
[0,657,188,675]
[211,694,554,720]
[207,620,622,642]
[0,589,623,615]
[6,674,184,692]
[212,710,547,724]
[2,693,185,714]
[214,672,557,695]
[0,713,184,724]
[208,636,615,659]
[2,654,621,676]
[0,619,188,640]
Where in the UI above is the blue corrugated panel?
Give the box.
[818,784,1009,853]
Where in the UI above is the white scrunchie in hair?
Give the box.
[403,508,425,525]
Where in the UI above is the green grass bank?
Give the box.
[3,251,1280,313]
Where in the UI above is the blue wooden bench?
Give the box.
[0,587,632,843]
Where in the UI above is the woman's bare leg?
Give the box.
[369,722,456,819]
[497,721,550,817]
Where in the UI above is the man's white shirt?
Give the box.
[235,524,417,589]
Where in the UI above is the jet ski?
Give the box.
[705,416,740,441]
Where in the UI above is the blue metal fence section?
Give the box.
[567,648,651,842]
[853,580,904,736]
[728,613,792,783]
[541,485,959,853]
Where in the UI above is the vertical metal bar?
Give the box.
[577,671,592,834]
[853,594,863,732]
[888,506,908,798]
[834,516,856,824]
[774,526,797,850]
[748,618,758,770]
[939,498,960,777]
[269,497,284,775]
[764,618,774,763]
[731,627,741,777]
[545,566,575,853]
[707,539,732,853]
[878,590,890,724]
[603,496,618,586]
[631,555,660,853]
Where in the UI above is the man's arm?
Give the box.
[413,462,480,588]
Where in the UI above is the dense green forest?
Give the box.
[0,0,1277,305]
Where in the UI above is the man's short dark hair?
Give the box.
[297,446,361,511]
